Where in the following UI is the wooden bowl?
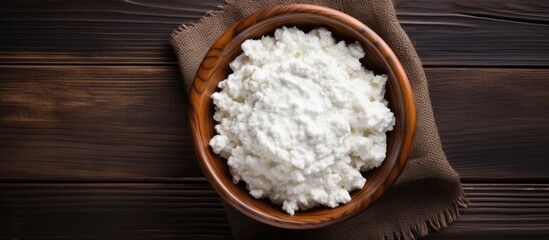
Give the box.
[189,4,416,229]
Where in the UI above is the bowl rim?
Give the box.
[189,3,416,229]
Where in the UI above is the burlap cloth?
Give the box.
[170,0,469,239]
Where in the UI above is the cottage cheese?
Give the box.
[209,27,395,215]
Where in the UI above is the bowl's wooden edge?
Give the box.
[189,3,416,229]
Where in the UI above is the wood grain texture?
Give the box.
[1,66,547,181]
[1,0,547,238]
[188,3,416,229]
[0,183,547,239]
[0,0,547,66]
[426,68,549,181]
[395,0,549,66]
[0,182,230,240]
[0,66,198,180]
[0,0,225,64]
[425,184,549,240]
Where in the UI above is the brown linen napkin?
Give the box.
[170,0,469,239]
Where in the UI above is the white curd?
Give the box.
[209,26,395,215]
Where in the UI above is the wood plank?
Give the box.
[426,68,549,180]
[1,66,547,180]
[0,183,547,239]
[425,184,549,240]
[0,0,547,66]
[0,182,230,239]
[0,0,224,65]
[395,0,549,66]
[0,66,201,180]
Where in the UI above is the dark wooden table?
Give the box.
[1,0,548,239]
